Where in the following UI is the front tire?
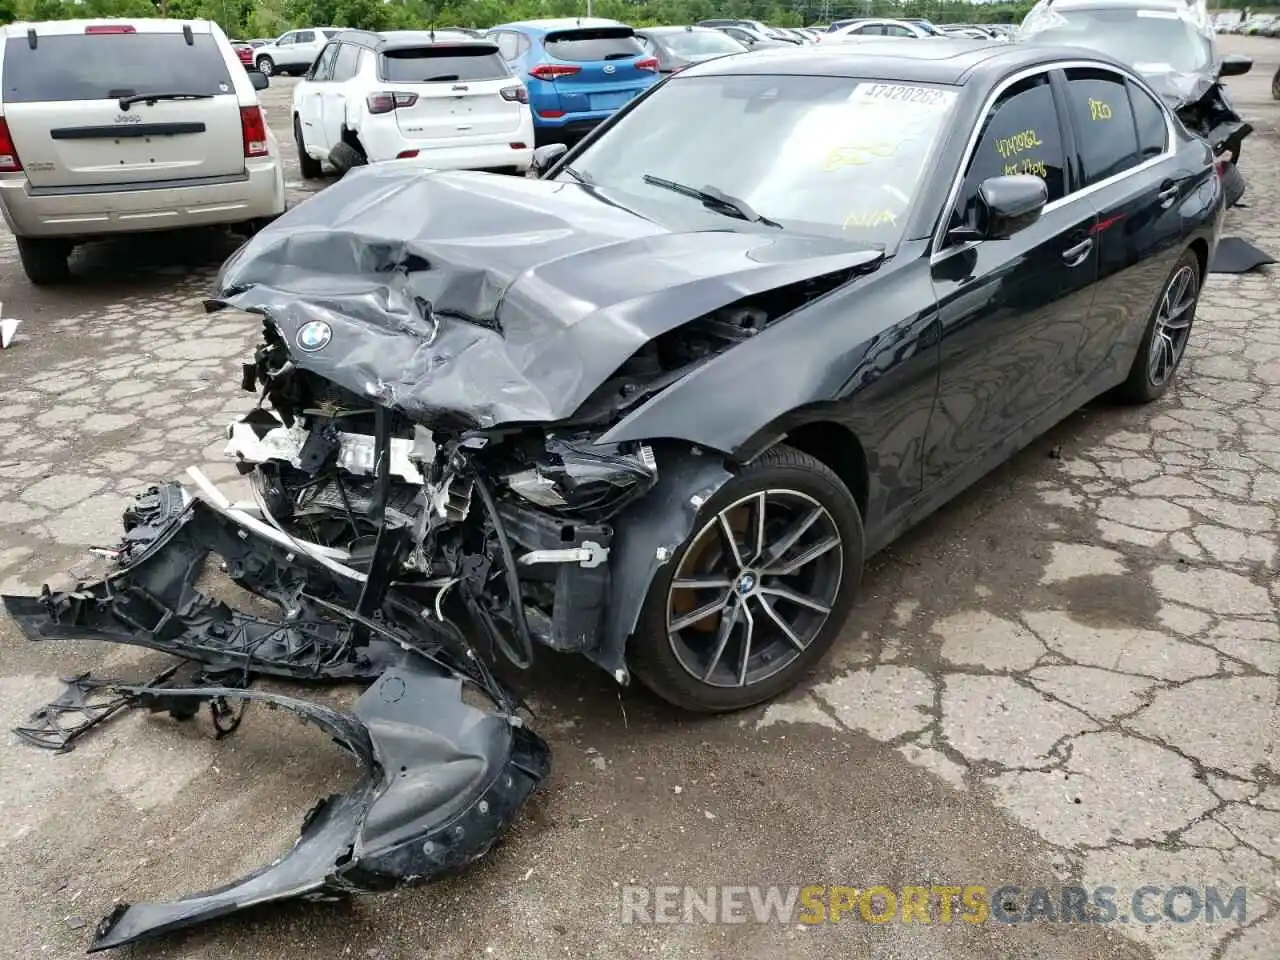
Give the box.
[1221,161,1246,208]
[1115,249,1201,404]
[294,115,323,179]
[630,444,864,713]
[256,55,274,77]
[17,236,71,286]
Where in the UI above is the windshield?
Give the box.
[1,33,233,102]
[563,74,958,248]
[661,30,748,56]
[1018,7,1214,74]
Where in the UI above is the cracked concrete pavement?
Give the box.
[0,36,1277,960]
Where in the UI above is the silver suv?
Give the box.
[0,18,287,285]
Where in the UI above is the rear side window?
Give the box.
[331,43,361,82]
[542,28,643,62]
[380,46,511,82]
[2,33,234,103]
[1064,68,1140,184]
[1128,79,1168,159]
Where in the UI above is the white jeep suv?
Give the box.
[252,27,340,77]
[292,30,534,176]
[0,18,286,285]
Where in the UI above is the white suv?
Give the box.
[0,18,286,285]
[252,27,340,77]
[292,30,534,176]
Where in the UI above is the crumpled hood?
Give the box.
[1135,65,1214,108]
[214,163,882,428]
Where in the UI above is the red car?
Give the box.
[232,40,254,68]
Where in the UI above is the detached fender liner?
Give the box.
[90,661,550,952]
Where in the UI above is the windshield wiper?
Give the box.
[641,174,781,227]
[561,165,596,185]
[117,92,214,110]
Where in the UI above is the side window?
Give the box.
[331,43,360,82]
[516,33,531,57]
[852,24,883,35]
[1065,68,1140,184]
[277,32,295,46]
[1128,79,1168,159]
[956,74,1066,227]
[637,36,655,54]
[883,24,914,36]
[311,42,339,80]
[295,30,315,44]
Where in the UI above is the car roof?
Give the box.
[639,25,724,34]
[681,37,1133,85]
[333,28,496,52]
[1035,0,1188,8]
[489,17,628,34]
[2,17,216,37]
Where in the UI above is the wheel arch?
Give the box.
[732,407,870,522]
[1187,237,1209,280]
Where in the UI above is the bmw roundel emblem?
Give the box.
[295,320,332,352]
[603,64,615,74]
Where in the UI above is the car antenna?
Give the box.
[428,21,435,41]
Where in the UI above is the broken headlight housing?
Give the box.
[505,438,657,521]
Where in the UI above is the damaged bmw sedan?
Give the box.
[4,38,1222,950]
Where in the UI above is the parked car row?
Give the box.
[1218,12,1280,35]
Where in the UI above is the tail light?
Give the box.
[529,64,581,80]
[239,105,268,158]
[85,24,136,34]
[0,117,21,172]
[396,149,419,159]
[500,85,529,104]
[635,57,659,72]
[366,92,418,114]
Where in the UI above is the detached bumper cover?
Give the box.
[90,662,549,952]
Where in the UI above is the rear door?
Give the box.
[539,27,653,114]
[2,25,246,190]
[380,43,526,142]
[286,29,317,70]
[299,41,339,153]
[320,42,361,150]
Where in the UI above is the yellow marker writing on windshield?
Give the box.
[823,141,900,171]
[1088,98,1112,120]
[843,210,898,230]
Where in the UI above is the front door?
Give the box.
[299,42,339,154]
[925,70,1099,486]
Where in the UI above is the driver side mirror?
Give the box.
[248,70,269,91]
[1219,54,1252,77]
[532,143,568,176]
[949,174,1048,242]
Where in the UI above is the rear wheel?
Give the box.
[630,445,864,713]
[17,237,71,286]
[329,139,367,176]
[1115,249,1200,404]
[294,115,323,179]
[256,55,274,77]
[1221,161,1246,208]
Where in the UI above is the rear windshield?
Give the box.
[661,30,748,56]
[543,28,643,62]
[2,33,233,103]
[379,46,510,82]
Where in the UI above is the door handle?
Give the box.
[1062,237,1093,267]
[1158,182,1179,208]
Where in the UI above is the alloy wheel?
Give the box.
[257,56,274,76]
[1147,264,1197,387]
[666,489,844,689]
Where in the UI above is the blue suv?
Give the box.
[486,18,660,141]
